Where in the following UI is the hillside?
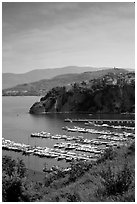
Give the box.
[3,142,135,202]
[29,70,135,114]
[3,68,128,96]
[2,66,111,89]
[41,143,135,202]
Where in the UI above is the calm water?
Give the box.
[2,96,134,172]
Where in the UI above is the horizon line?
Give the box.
[2,66,134,75]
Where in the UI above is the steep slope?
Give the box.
[29,71,135,114]
[42,143,135,202]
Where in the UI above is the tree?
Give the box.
[2,156,29,202]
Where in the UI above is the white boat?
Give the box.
[24,149,34,154]
[51,135,61,139]
[65,146,75,150]
[57,155,66,160]
[61,135,67,139]
[58,144,65,148]
[49,153,58,158]
[54,144,59,148]
[102,124,109,127]
[65,157,73,162]
[66,137,74,141]
[67,151,76,155]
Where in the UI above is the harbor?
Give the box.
[3,120,135,172]
[2,97,135,172]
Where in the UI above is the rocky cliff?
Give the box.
[29,72,135,114]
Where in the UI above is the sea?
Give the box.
[2,96,135,172]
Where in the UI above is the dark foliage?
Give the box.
[96,162,133,198]
[66,192,80,202]
[69,161,92,182]
[97,147,117,163]
[126,142,135,155]
[2,156,28,202]
[30,74,135,114]
[2,156,42,202]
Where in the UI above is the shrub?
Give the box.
[2,156,34,202]
[69,161,92,182]
[127,142,135,155]
[2,156,16,177]
[67,192,80,202]
[96,162,133,199]
[98,147,117,163]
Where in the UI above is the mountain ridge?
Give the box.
[2,66,100,89]
[2,66,132,89]
[2,68,129,96]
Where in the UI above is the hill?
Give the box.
[2,68,128,96]
[2,66,111,89]
[29,70,135,114]
[2,142,135,202]
[41,143,135,202]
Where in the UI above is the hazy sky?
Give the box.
[2,2,135,73]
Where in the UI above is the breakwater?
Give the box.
[65,118,135,125]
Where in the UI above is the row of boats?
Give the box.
[30,128,134,146]
[30,125,135,148]
[86,122,135,130]
[52,132,134,153]
[3,122,134,163]
[62,126,135,137]
[31,131,84,142]
[29,125,135,157]
[2,138,100,162]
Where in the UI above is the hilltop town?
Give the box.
[77,70,135,88]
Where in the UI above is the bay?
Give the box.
[2,96,134,172]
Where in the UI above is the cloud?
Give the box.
[2,2,135,72]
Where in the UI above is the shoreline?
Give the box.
[29,111,135,115]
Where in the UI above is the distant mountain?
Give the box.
[2,66,112,89]
[3,68,129,96]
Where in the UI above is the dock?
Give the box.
[64,119,135,125]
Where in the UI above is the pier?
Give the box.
[64,119,135,125]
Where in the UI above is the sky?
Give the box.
[2,2,135,73]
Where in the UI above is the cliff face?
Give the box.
[29,83,135,114]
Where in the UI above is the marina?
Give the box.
[2,138,101,162]
[2,96,135,172]
[3,120,135,168]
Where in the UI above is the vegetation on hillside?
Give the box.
[29,71,135,114]
[2,142,135,202]
[3,68,128,96]
[3,66,105,89]
[2,156,43,202]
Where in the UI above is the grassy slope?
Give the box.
[2,142,135,202]
[40,143,135,202]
